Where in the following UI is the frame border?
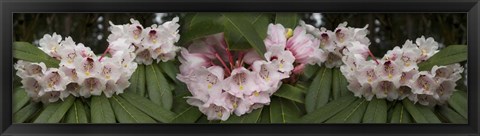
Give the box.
[1,0,479,135]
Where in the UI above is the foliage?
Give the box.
[12,13,468,124]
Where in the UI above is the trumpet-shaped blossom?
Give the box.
[300,21,370,68]
[108,17,181,65]
[15,32,138,103]
[177,32,294,121]
[341,36,464,106]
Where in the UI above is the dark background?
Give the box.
[13,13,467,57]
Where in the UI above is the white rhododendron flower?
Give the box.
[300,21,370,68]
[340,36,464,106]
[14,33,138,103]
[177,32,295,121]
[107,17,181,65]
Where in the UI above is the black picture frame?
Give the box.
[1,0,479,135]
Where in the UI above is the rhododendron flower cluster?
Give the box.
[177,22,339,120]
[341,36,464,106]
[14,33,137,103]
[300,21,370,68]
[107,17,181,65]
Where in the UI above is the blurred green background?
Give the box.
[13,13,467,57]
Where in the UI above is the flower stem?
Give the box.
[225,47,234,69]
[99,46,110,62]
[215,53,231,74]
[237,52,245,68]
[368,50,379,65]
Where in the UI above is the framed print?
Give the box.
[1,0,479,136]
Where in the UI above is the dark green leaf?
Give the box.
[402,99,428,123]
[270,97,303,123]
[127,64,146,96]
[390,103,412,123]
[273,84,305,104]
[13,87,30,113]
[222,107,263,123]
[84,102,91,123]
[109,95,156,123]
[13,42,60,68]
[275,13,298,29]
[438,106,467,124]
[325,99,368,123]
[170,106,203,123]
[416,104,441,123]
[14,102,41,123]
[91,94,116,123]
[298,95,357,123]
[226,13,271,50]
[331,68,342,100]
[258,105,271,123]
[448,91,467,119]
[120,91,176,123]
[195,116,211,123]
[222,13,267,57]
[418,45,467,71]
[301,65,319,81]
[158,61,180,84]
[146,64,173,110]
[65,99,88,123]
[362,98,387,123]
[179,13,225,45]
[305,66,333,113]
[33,96,75,123]
[338,70,350,97]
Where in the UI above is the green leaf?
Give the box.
[84,102,91,123]
[13,87,30,113]
[362,98,387,123]
[158,61,180,84]
[226,13,271,50]
[448,91,467,119]
[258,105,271,123]
[14,102,41,123]
[65,99,88,123]
[390,103,412,123]
[90,94,116,123]
[120,92,176,123]
[127,64,146,96]
[146,64,173,110]
[416,104,441,123]
[171,106,203,123]
[402,99,428,123]
[325,99,368,123]
[273,84,305,104]
[33,96,75,123]
[222,13,267,57]
[301,65,320,81]
[109,95,156,123]
[13,42,60,68]
[331,68,342,100]
[418,45,467,71]
[438,106,467,124]
[195,116,210,123]
[270,97,303,123]
[222,107,263,123]
[298,95,357,123]
[338,71,350,97]
[179,13,225,45]
[275,13,298,29]
[305,66,333,113]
